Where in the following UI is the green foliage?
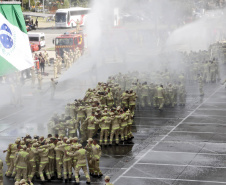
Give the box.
[63,0,70,8]
[57,2,63,9]
[71,0,89,7]
[21,0,35,11]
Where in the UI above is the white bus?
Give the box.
[55,7,90,28]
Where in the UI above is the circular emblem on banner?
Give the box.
[0,23,14,49]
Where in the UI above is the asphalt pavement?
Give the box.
[1,68,226,185]
[1,42,226,185]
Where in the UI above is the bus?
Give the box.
[55,7,90,28]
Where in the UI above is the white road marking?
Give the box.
[100,167,127,170]
[0,108,25,121]
[182,122,226,125]
[121,176,226,184]
[150,150,226,156]
[198,108,226,111]
[172,131,226,134]
[192,114,226,118]
[135,117,183,120]
[132,125,174,127]
[113,86,223,184]
[159,140,226,145]
[206,101,226,103]
[136,163,226,169]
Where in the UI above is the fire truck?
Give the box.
[54,32,87,58]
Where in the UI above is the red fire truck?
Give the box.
[54,33,86,57]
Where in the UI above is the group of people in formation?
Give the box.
[4,74,140,184]
[4,134,113,185]
[182,51,221,84]
[48,79,136,146]
[108,72,187,109]
[53,48,81,79]
[3,48,223,184]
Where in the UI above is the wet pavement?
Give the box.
[110,84,226,185]
[0,77,226,185]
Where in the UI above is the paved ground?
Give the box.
[1,50,226,185]
[111,84,226,185]
[1,73,226,185]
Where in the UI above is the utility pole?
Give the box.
[43,0,44,13]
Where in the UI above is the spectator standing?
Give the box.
[35,18,38,27]
[39,53,45,74]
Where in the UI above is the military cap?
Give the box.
[104,176,110,180]
[15,139,20,144]
[33,143,39,147]
[26,139,31,143]
[87,138,93,142]
[32,139,37,143]
[20,179,27,183]
[73,137,78,140]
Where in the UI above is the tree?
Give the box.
[63,0,70,8]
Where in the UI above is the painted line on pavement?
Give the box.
[100,167,127,170]
[150,150,226,156]
[0,108,25,121]
[159,140,226,145]
[172,131,226,134]
[205,101,226,103]
[135,117,183,120]
[113,86,223,184]
[198,108,226,111]
[192,114,226,118]
[159,140,226,144]
[182,122,226,125]
[121,176,226,184]
[132,125,175,127]
[136,163,226,169]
